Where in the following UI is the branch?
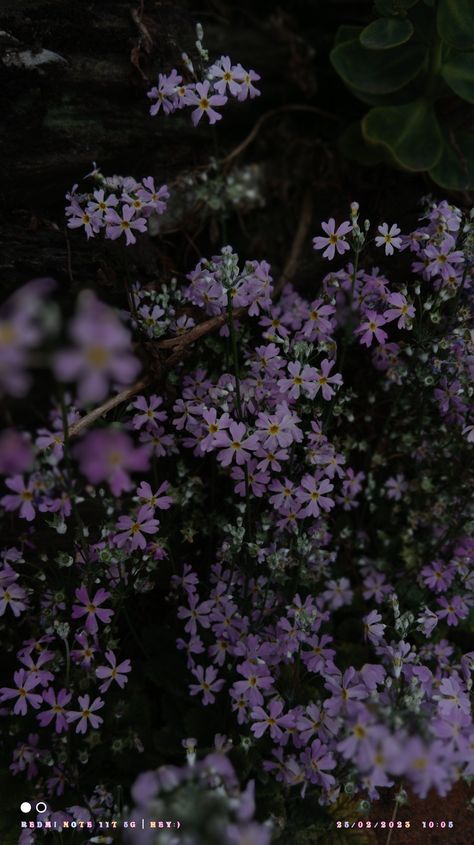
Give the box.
[67,379,150,438]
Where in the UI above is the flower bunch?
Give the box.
[65,166,169,244]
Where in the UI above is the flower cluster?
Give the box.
[65,166,169,244]
[147,47,260,127]
[1,196,473,844]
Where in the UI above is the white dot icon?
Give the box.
[20,802,32,814]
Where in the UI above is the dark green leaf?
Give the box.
[334,25,363,47]
[330,39,426,94]
[442,52,474,102]
[375,0,419,13]
[360,17,414,50]
[362,99,443,170]
[339,121,389,165]
[437,0,474,50]
[430,131,474,189]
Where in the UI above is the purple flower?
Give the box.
[363,610,386,645]
[71,586,113,634]
[54,291,141,403]
[74,429,150,496]
[208,56,243,97]
[313,218,352,260]
[114,505,160,550]
[383,292,415,328]
[96,650,132,693]
[314,359,343,401]
[0,669,42,716]
[215,421,259,467]
[132,394,167,429]
[375,223,402,256]
[385,474,407,501]
[437,595,469,626]
[186,81,227,126]
[136,480,173,510]
[177,593,214,635]
[37,688,72,733]
[0,582,27,617]
[105,204,147,245]
[250,699,294,741]
[1,475,36,521]
[300,738,336,789]
[233,660,274,706]
[67,694,104,734]
[355,311,388,347]
[296,474,334,519]
[189,665,224,705]
[324,667,367,715]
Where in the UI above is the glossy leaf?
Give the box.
[360,17,414,50]
[375,0,419,12]
[330,39,425,94]
[339,121,389,166]
[362,99,443,170]
[437,0,474,50]
[430,131,474,189]
[334,25,363,47]
[442,53,474,103]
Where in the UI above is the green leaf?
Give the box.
[437,0,474,50]
[429,131,474,189]
[339,121,389,165]
[330,39,426,94]
[334,25,363,47]
[442,52,474,102]
[375,0,419,13]
[360,17,414,50]
[362,99,443,170]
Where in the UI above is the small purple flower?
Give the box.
[105,204,147,245]
[72,586,113,634]
[355,311,388,347]
[250,699,294,740]
[54,291,141,403]
[37,688,72,733]
[74,429,150,496]
[96,650,132,693]
[0,669,42,716]
[67,694,104,734]
[313,218,352,260]
[1,475,36,521]
[375,223,402,256]
[437,595,469,626]
[114,505,159,550]
[189,665,224,705]
[187,81,227,126]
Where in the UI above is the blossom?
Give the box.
[1,475,36,521]
[177,594,214,635]
[236,67,261,101]
[296,474,334,518]
[186,81,227,126]
[363,610,386,645]
[67,694,104,734]
[96,650,132,693]
[104,204,147,245]
[131,394,167,429]
[74,429,150,496]
[37,688,72,733]
[136,480,173,510]
[215,421,259,466]
[355,310,388,347]
[71,586,113,634]
[385,474,407,501]
[147,69,182,115]
[0,670,42,716]
[54,291,141,403]
[437,595,469,626]
[208,56,243,96]
[0,581,27,617]
[375,223,402,256]
[383,292,415,328]
[189,665,224,705]
[114,505,159,550]
[314,359,343,401]
[313,218,352,260]
[251,699,294,741]
[277,361,318,400]
[300,739,336,789]
[233,660,274,706]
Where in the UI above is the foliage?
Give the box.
[331,0,474,189]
